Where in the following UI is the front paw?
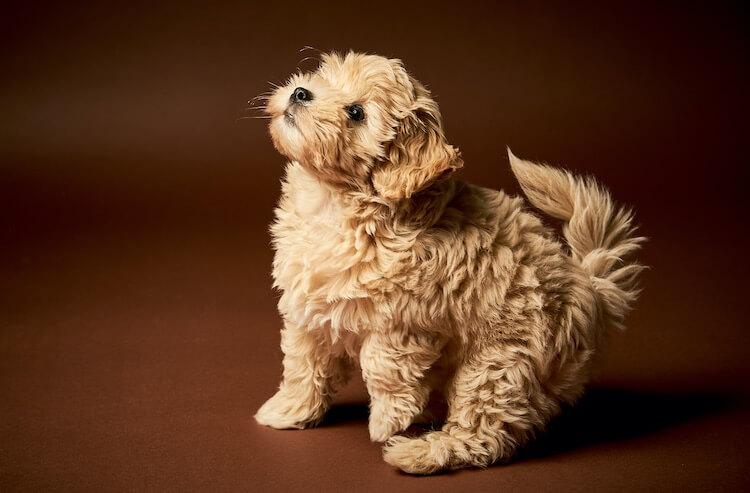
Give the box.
[254,390,324,429]
[368,401,415,442]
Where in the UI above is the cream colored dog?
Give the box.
[254,51,645,474]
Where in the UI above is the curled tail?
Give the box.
[508,148,646,329]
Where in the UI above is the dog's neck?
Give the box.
[287,161,459,232]
[341,177,459,232]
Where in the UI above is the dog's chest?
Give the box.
[271,169,387,335]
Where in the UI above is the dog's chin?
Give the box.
[270,115,306,162]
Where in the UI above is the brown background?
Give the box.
[1,1,749,491]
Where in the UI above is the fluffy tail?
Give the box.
[508,148,646,329]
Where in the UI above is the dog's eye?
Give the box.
[347,104,365,122]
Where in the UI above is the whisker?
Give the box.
[267,81,280,89]
[299,45,320,53]
[248,94,271,103]
[238,106,268,115]
[236,115,272,120]
[297,55,320,65]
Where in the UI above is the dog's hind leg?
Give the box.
[255,321,352,429]
[382,343,559,474]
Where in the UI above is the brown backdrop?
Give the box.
[1,1,748,491]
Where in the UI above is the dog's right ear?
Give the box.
[371,72,463,202]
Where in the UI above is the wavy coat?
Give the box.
[254,52,645,474]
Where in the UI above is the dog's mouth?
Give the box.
[283,109,296,127]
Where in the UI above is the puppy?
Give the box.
[254,51,645,474]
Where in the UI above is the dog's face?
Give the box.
[265,52,463,201]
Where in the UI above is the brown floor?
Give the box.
[2,1,749,491]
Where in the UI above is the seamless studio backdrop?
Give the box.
[1,1,748,492]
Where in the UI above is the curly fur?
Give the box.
[254,51,645,474]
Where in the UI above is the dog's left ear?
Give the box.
[372,77,463,202]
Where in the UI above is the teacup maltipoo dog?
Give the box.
[254,51,645,474]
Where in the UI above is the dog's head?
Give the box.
[265,52,463,201]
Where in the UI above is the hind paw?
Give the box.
[383,436,444,475]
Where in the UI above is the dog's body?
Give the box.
[255,52,644,473]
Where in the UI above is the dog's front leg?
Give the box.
[255,321,351,429]
[360,330,442,442]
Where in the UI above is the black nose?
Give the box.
[290,87,312,104]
